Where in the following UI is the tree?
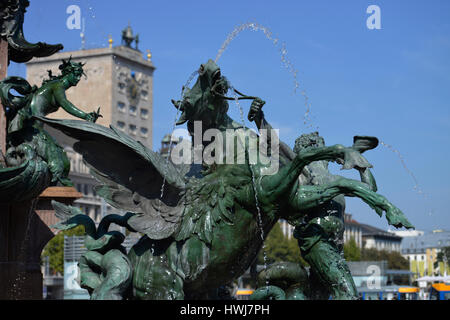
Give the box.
[435,246,450,270]
[41,225,85,275]
[343,237,361,261]
[360,247,409,270]
[258,222,308,266]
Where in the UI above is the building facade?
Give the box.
[360,223,402,252]
[400,230,450,278]
[344,213,363,247]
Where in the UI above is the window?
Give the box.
[94,207,100,222]
[118,102,126,113]
[140,127,148,137]
[117,121,125,130]
[129,105,137,115]
[140,108,149,119]
[129,124,137,135]
[84,184,89,195]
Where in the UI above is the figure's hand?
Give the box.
[385,205,414,229]
[248,97,265,122]
[86,107,102,123]
[340,147,373,170]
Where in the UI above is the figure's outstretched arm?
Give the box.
[53,85,101,122]
[287,176,414,229]
[256,143,372,207]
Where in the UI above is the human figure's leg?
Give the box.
[294,220,358,300]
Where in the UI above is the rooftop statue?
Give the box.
[0,0,63,63]
[0,58,101,201]
[46,59,412,300]
[121,24,139,50]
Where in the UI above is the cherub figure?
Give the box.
[0,58,101,199]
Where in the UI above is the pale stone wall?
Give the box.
[26,46,155,150]
[112,51,154,149]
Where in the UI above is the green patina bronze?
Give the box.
[247,102,380,299]
[46,59,413,300]
[250,262,310,300]
[51,201,135,300]
[0,58,101,201]
[0,0,63,63]
[248,101,412,300]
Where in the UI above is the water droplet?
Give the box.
[380,141,426,197]
[215,22,315,129]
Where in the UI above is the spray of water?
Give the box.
[380,141,427,197]
[216,21,315,130]
[9,199,37,299]
[158,70,198,299]
[229,85,270,289]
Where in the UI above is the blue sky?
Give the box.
[8,0,450,232]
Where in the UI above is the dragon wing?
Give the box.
[38,117,186,240]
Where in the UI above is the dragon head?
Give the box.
[172,59,230,134]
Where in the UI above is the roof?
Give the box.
[432,283,450,292]
[386,269,414,275]
[27,46,155,70]
[359,224,402,240]
[401,230,450,253]
[344,213,362,228]
[417,276,450,283]
[356,285,419,293]
[162,134,181,143]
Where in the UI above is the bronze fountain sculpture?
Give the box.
[0,0,414,301]
[41,60,413,300]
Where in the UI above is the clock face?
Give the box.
[126,73,140,105]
